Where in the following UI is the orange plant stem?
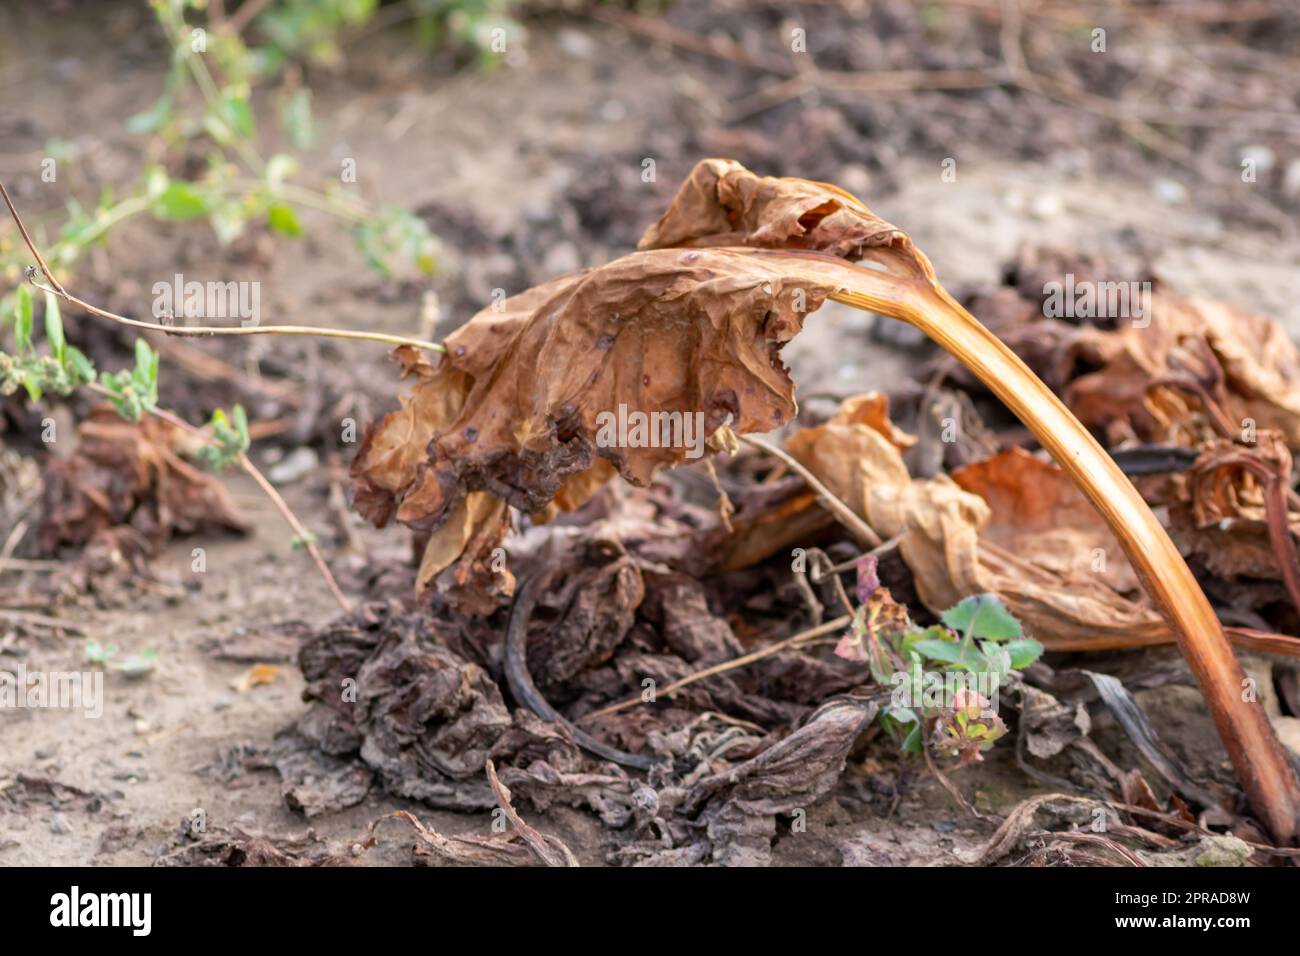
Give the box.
[828,276,1300,844]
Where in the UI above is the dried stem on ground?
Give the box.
[738,434,881,548]
[580,614,852,723]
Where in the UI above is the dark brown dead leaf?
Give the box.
[158,825,356,867]
[37,405,247,554]
[680,696,877,866]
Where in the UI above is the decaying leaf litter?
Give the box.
[6,4,1300,866]
[25,159,1293,866]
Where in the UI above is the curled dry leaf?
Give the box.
[38,405,247,554]
[950,446,1169,650]
[351,159,922,600]
[636,157,911,257]
[1172,431,1300,588]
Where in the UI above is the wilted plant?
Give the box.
[2,156,1296,844]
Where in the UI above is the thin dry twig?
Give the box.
[579,613,852,723]
[0,180,445,354]
[738,434,882,548]
[0,608,86,634]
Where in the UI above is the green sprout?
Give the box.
[85,639,159,677]
[194,404,251,471]
[0,287,96,400]
[98,339,160,423]
[836,557,1044,765]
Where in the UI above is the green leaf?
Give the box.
[1006,638,1045,670]
[43,291,65,365]
[152,182,210,222]
[20,376,42,402]
[267,202,303,237]
[219,88,256,140]
[912,638,967,665]
[126,92,174,134]
[900,723,923,754]
[232,404,249,442]
[14,285,33,352]
[134,339,159,406]
[941,594,1022,641]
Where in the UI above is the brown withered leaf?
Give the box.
[356,249,846,520]
[1168,431,1300,583]
[37,405,247,554]
[1065,296,1300,450]
[788,396,1300,657]
[951,448,1170,651]
[352,251,867,599]
[351,159,924,600]
[680,696,878,866]
[637,157,910,257]
[416,492,512,614]
[158,825,357,867]
[953,448,1141,596]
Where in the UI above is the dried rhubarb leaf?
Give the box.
[349,159,944,600]
[951,448,1171,652]
[788,395,1175,652]
[352,248,869,580]
[952,447,1141,595]
[1167,430,1300,582]
[350,344,473,528]
[638,157,910,258]
[416,491,511,612]
[38,405,247,553]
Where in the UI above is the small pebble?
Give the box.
[1153,177,1188,204]
[268,447,319,485]
[557,28,596,60]
[1240,144,1275,175]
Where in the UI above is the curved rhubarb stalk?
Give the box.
[754,241,1300,844]
[887,285,1299,844]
